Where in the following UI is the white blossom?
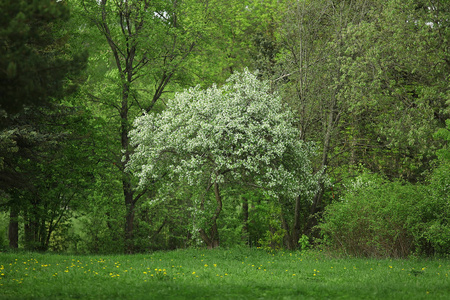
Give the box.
[126,69,319,199]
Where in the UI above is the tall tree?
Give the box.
[127,70,320,248]
[272,0,376,239]
[335,0,450,181]
[0,0,87,249]
[79,0,211,252]
[274,0,450,243]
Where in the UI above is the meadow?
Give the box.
[1,248,449,299]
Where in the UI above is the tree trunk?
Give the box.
[198,222,220,249]
[292,195,302,247]
[305,99,339,235]
[124,186,135,253]
[121,78,136,253]
[24,206,39,250]
[198,182,222,248]
[281,195,304,250]
[8,206,19,249]
[281,215,294,250]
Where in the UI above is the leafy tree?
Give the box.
[270,0,377,236]
[0,0,88,249]
[127,70,319,248]
[78,0,213,252]
[336,0,449,181]
[271,0,450,242]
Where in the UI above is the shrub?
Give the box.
[417,161,450,255]
[318,171,445,258]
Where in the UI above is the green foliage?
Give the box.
[434,119,450,161]
[0,212,7,251]
[298,234,311,252]
[217,197,245,248]
[243,192,272,247]
[258,201,286,251]
[421,161,450,255]
[78,193,125,254]
[333,0,448,181]
[128,70,318,247]
[0,0,87,114]
[2,0,449,255]
[128,69,317,198]
[319,170,450,257]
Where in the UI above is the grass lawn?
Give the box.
[1,248,449,299]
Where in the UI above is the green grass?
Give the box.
[1,248,449,299]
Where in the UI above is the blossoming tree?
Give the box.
[127,70,320,248]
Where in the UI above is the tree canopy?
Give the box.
[127,70,320,248]
[1,0,449,255]
[0,0,87,114]
[128,70,317,198]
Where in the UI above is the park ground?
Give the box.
[1,248,449,299]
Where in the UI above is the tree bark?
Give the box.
[198,182,222,249]
[305,98,339,235]
[281,195,304,250]
[124,186,135,253]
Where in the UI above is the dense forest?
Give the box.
[1,0,449,257]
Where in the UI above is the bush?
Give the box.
[318,170,449,258]
[418,161,450,255]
